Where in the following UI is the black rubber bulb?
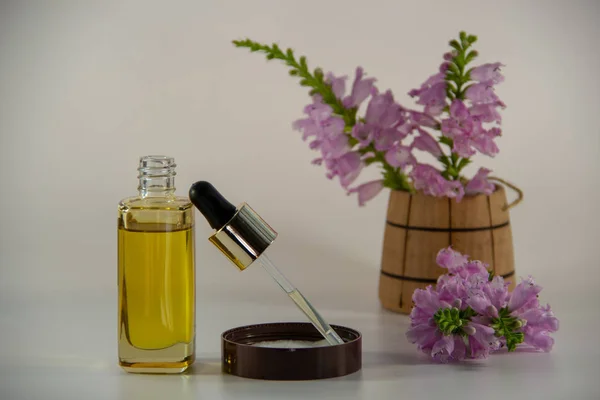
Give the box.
[189,181,237,230]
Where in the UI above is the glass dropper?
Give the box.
[254,254,344,345]
[189,181,344,346]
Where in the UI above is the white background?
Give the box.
[1,1,599,399]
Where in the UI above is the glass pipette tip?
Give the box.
[255,254,345,346]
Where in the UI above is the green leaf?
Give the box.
[364,157,378,166]
[433,306,475,336]
[467,34,478,43]
[299,56,307,69]
[445,72,459,82]
[451,152,459,164]
[449,39,462,52]
[439,136,454,147]
[447,62,460,76]
[289,69,298,76]
[314,68,324,80]
[491,307,526,352]
[457,157,471,171]
[465,50,478,64]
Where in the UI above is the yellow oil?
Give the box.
[118,197,195,373]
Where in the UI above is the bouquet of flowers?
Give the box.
[406,247,558,362]
[234,32,505,205]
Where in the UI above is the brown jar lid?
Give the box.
[221,322,362,380]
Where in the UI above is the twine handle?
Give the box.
[488,177,523,211]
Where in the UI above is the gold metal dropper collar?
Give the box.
[208,203,278,271]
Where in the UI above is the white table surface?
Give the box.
[1,248,598,400]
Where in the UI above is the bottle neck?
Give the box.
[137,155,177,198]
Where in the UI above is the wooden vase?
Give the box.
[378,185,517,314]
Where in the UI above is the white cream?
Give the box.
[253,339,329,348]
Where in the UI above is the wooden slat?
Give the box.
[450,192,490,229]
[451,231,494,266]
[378,274,404,313]
[399,280,429,313]
[386,190,411,225]
[492,224,516,289]
[380,224,406,275]
[403,230,449,280]
[408,192,450,228]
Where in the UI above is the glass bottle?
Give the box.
[117,156,195,373]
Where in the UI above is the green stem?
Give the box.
[440,32,479,179]
[233,39,411,191]
[491,308,525,352]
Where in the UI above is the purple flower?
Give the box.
[465,167,495,196]
[410,164,465,201]
[518,304,559,352]
[437,275,469,305]
[411,128,443,158]
[412,286,450,314]
[325,72,347,100]
[350,123,372,147]
[326,68,376,110]
[441,100,499,158]
[436,247,470,271]
[507,278,559,352]
[467,322,500,358]
[359,89,408,152]
[317,132,349,159]
[373,127,407,152]
[406,287,456,361]
[508,276,543,312]
[431,335,456,363]
[410,111,439,128]
[407,282,498,362]
[325,151,363,188]
[409,71,447,116]
[365,89,405,127]
[347,179,384,206]
[470,104,502,124]
[443,51,457,61]
[293,96,367,189]
[470,62,505,84]
[465,83,505,107]
[406,321,441,356]
[343,67,376,108]
[293,96,343,141]
[385,144,416,169]
[407,247,558,360]
[522,327,555,352]
[482,276,510,311]
[466,289,497,317]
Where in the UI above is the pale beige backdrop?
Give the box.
[1,1,599,399]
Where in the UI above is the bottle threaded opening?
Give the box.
[138,155,177,178]
[137,155,176,196]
